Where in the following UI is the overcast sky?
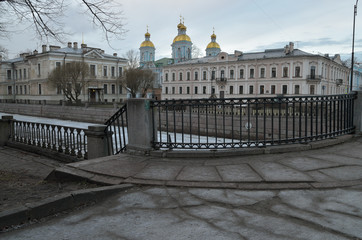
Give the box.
[1,0,361,60]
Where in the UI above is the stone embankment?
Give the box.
[0,103,117,124]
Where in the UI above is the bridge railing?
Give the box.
[151,93,356,149]
[10,120,88,159]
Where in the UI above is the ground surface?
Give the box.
[3,186,362,240]
[0,146,97,213]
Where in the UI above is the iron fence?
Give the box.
[104,104,128,154]
[11,120,88,159]
[151,93,356,149]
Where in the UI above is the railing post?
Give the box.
[353,91,362,134]
[85,125,109,159]
[0,115,13,146]
[126,98,155,153]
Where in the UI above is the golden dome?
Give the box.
[145,32,150,37]
[140,40,155,48]
[206,42,220,49]
[177,22,184,29]
[173,34,191,43]
[211,33,216,39]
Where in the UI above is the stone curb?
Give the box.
[49,166,362,191]
[0,184,134,231]
[150,134,354,158]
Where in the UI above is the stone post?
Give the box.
[353,91,362,134]
[85,125,109,159]
[0,115,13,146]
[127,99,156,153]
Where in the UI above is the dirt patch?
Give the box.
[0,170,98,212]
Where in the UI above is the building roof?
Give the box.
[2,44,127,63]
[170,47,316,66]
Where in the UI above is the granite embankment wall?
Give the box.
[0,103,117,124]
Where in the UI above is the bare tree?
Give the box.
[192,45,203,59]
[124,49,140,69]
[0,45,7,60]
[121,68,155,98]
[48,61,89,103]
[0,0,126,44]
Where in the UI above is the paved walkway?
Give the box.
[50,135,362,190]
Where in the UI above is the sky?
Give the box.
[1,0,362,61]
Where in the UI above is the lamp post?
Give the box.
[351,0,359,92]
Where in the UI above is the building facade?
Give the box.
[351,63,362,91]
[0,42,128,103]
[162,42,349,99]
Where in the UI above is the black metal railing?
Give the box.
[11,120,88,159]
[104,103,128,154]
[151,93,356,149]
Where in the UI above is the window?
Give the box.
[20,86,22,94]
[38,84,42,95]
[19,70,22,79]
[230,69,234,79]
[7,70,11,80]
[194,71,198,80]
[230,86,234,94]
[179,87,183,94]
[283,67,288,77]
[24,85,27,95]
[119,85,123,94]
[271,67,276,78]
[249,85,254,94]
[187,72,190,81]
[172,87,175,94]
[90,65,96,76]
[310,85,315,95]
[203,86,207,94]
[249,69,254,78]
[211,87,215,94]
[111,84,115,94]
[172,73,175,81]
[310,66,316,78]
[16,86,18,94]
[103,66,108,77]
[104,84,108,94]
[239,86,244,94]
[295,85,300,94]
[295,66,301,77]
[179,72,183,81]
[260,85,264,94]
[282,85,288,94]
[271,85,276,94]
[118,67,123,77]
[75,83,81,94]
[15,70,17,80]
[211,70,215,80]
[56,62,61,68]
[23,69,27,79]
[194,86,198,94]
[7,86,12,95]
[165,87,168,94]
[203,71,207,80]
[57,84,62,94]
[240,69,244,79]
[187,87,190,94]
[38,64,41,76]
[221,70,225,79]
[111,66,115,77]
[260,68,265,78]
[165,73,169,81]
